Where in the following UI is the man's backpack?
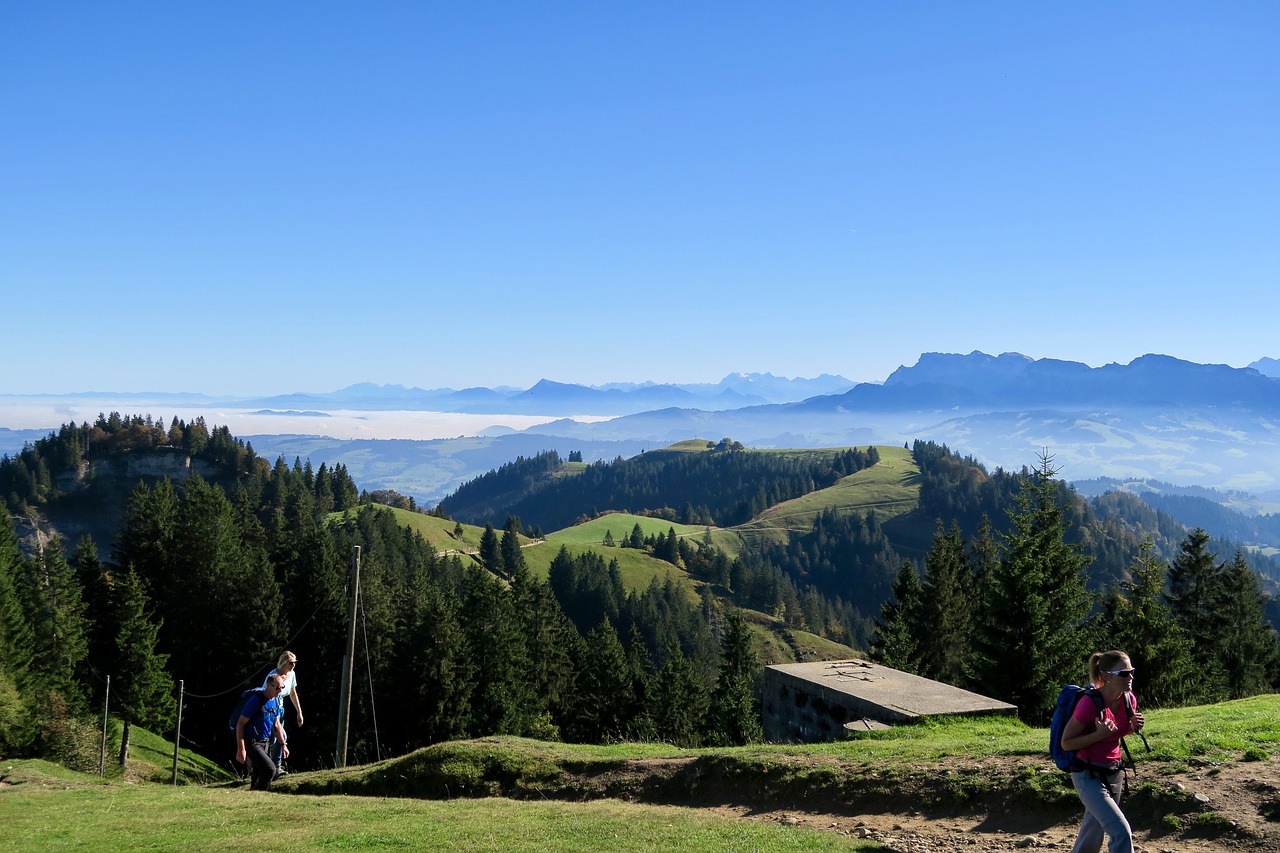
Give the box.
[228,687,268,734]
[1049,684,1137,771]
[1049,684,1106,771]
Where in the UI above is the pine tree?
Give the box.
[572,619,635,742]
[478,524,502,575]
[645,640,710,748]
[0,517,35,752]
[705,610,762,746]
[1098,543,1197,708]
[107,567,176,764]
[460,565,532,735]
[510,563,576,734]
[871,561,924,671]
[916,521,973,685]
[21,537,91,711]
[399,566,473,743]
[970,453,1094,722]
[1215,551,1280,699]
[500,516,526,577]
[1165,528,1228,695]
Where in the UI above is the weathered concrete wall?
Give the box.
[762,666,912,742]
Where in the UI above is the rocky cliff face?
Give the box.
[19,449,228,558]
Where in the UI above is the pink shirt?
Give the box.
[1072,690,1137,767]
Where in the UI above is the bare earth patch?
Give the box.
[582,753,1280,852]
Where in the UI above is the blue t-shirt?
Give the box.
[241,692,282,741]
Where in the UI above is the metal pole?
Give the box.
[335,545,360,767]
[99,675,110,777]
[171,680,184,785]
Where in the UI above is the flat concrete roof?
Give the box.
[766,658,1017,723]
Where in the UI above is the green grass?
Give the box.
[326,505,530,557]
[542,513,708,547]
[521,540,699,600]
[0,759,879,853]
[8,696,1279,851]
[122,720,233,786]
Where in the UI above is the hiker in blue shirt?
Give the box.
[1059,650,1146,853]
[235,673,289,791]
[262,650,303,774]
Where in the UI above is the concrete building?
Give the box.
[762,658,1018,743]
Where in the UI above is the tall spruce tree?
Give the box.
[0,517,35,752]
[1098,543,1197,708]
[705,609,762,746]
[107,567,176,764]
[1165,528,1229,697]
[510,561,576,734]
[460,565,533,736]
[916,521,973,685]
[500,516,526,577]
[571,619,636,743]
[871,561,924,671]
[21,537,91,712]
[398,566,473,744]
[1215,551,1280,699]
[645,639,710,748]
[970,453,1093,722]
[478,524,502,576]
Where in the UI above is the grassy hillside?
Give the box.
[327,504,534,556]
[703,445,918,556]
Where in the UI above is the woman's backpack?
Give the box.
[1049,684,1106,771]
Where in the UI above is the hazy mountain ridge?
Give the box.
[236,372,859,415]
[4,353,1278,504]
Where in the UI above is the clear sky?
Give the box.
[2,2,1276,396]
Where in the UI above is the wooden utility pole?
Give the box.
[335,546,360,767]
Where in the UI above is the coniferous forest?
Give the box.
[2,414,1278,776]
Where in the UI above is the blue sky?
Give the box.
[2,3,1277,396]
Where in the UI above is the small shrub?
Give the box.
[1242,747,1269,762]
[37,694,101,774]
[1162,814,1184,831]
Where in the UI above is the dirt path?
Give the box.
[701,755,1280,852]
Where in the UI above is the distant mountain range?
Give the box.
[233,372,860,415]
[4,353,1279,505]
[509,353,1280,501]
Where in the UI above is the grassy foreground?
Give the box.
[0,760,878,852]
[4,694,1279,852]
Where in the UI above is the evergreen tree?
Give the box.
[399,566,473,744]
[168,475,282,699]
[478,524,501,575]
[570,619,636,743]
[112,478,178,604]
[970,453,1094,722]
[107,567,176,763]
[1215,551,1280,699]
[1098,543,1197,708]
[1165,528,1228,699]
[510,562,576,735]
[645,639,710,748]
[871,562,924,671]
[500,516,526,577]
[916,521,973,685]
[705,610,762,746]
[0,517,35,752]
[21,537,90,711]
[460,565,532,735]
